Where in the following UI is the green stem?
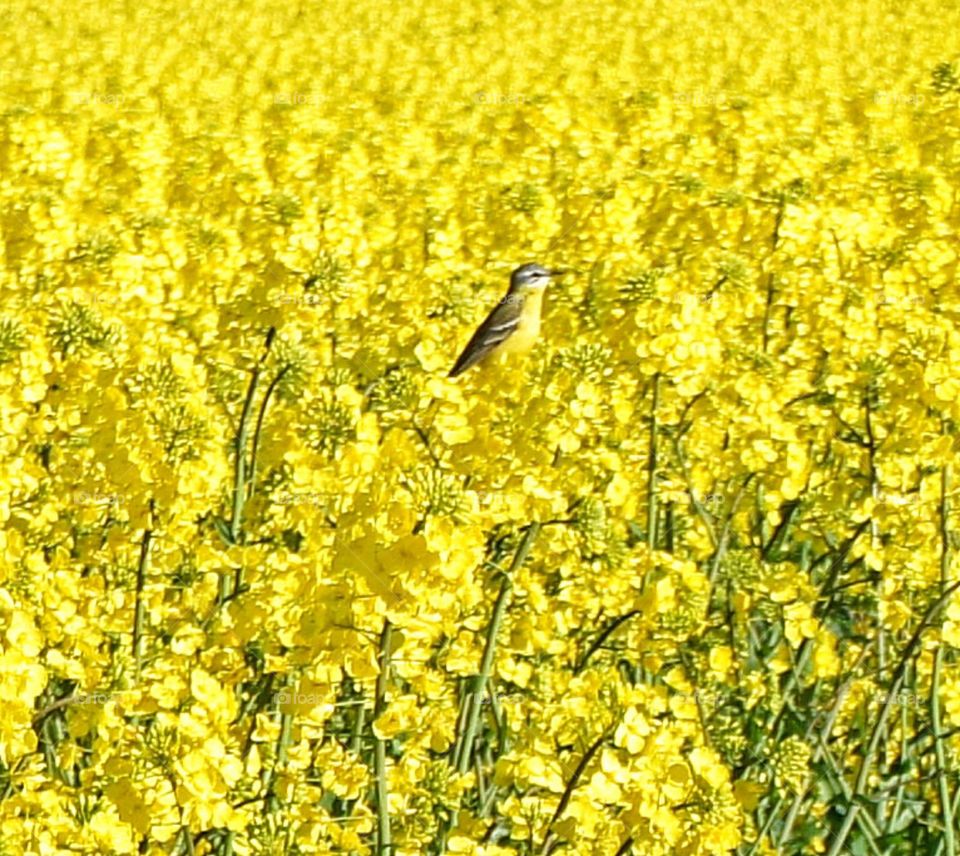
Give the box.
[247,364,291,501]
[374,619,393,855]
[263,678,294,815]
[133,501,154,682]
[574,610,640,675]
[934,459,955,856]
[229,365,261,546]
[761,202,783,353]
[777,645,875,846]
[224,328,276,600]
[826,578,960,856]
[645,373,660,563]
[539,730,609,855]
[349,679,366,755]
[942,462,952,589]
[706,473,753,591]
[454,524,539,775]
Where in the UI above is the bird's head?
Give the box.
[509,263,564,292]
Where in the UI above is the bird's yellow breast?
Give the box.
[499,289,544,354]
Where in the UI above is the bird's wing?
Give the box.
[448,297,522,377]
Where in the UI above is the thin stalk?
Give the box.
[539,730,609,855]
[178,824,196,856]
[942,461,952,590]
[645,372,660,565]
[574,610,641,674]
[229,365,262,546]
[826,578,960,856]
[349,680,366,756]
[706,473,753,591]
[133,500,154,682]
[488,683,509,758]
[745,795,783,856]
[454,524,540,775]
[933,647,955,856]
[761,202,783,353]
[247,364,291,501]
[776,645,877,847]
[761,498,800,561]
[864,390,889,831]
[884,657,911,834]
[934,459,955,856]
[374,620,393,855]
[475,752,488,808]
[224,328,277,600]
[264,696,294,815]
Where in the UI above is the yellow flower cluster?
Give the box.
[1,0,960,853]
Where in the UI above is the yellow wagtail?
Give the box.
[448,263,564,378]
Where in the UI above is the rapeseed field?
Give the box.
[1,0,960,853]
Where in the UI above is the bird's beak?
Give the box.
[547,269,566,277]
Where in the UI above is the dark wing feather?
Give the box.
[448,297,521,377]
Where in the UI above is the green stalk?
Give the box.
[247,364,291,501]
[574,610,640,674]
[645,373,660,562]
[761,201,783,353]
[229,365,261,546]
[744,796,783,856]
[454,524,540,775]
[885,660,911,836]
[349,680,366,755]
[933,647,955,856]
[488,683,509,758]
[374,619,393,855]
[133,501,154,682]
[706,473,752,591]
[539,730,609,855]
[223,328,277,601]
[864,390,889,832]
[263,680,294,815]
[475,752,488,807]
[178,823,196,856]
[826,578,960,856]
[777,645,877,846]
[934,460,955,856]
[942,461,952,591]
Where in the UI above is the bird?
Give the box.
[448,263,564,378]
